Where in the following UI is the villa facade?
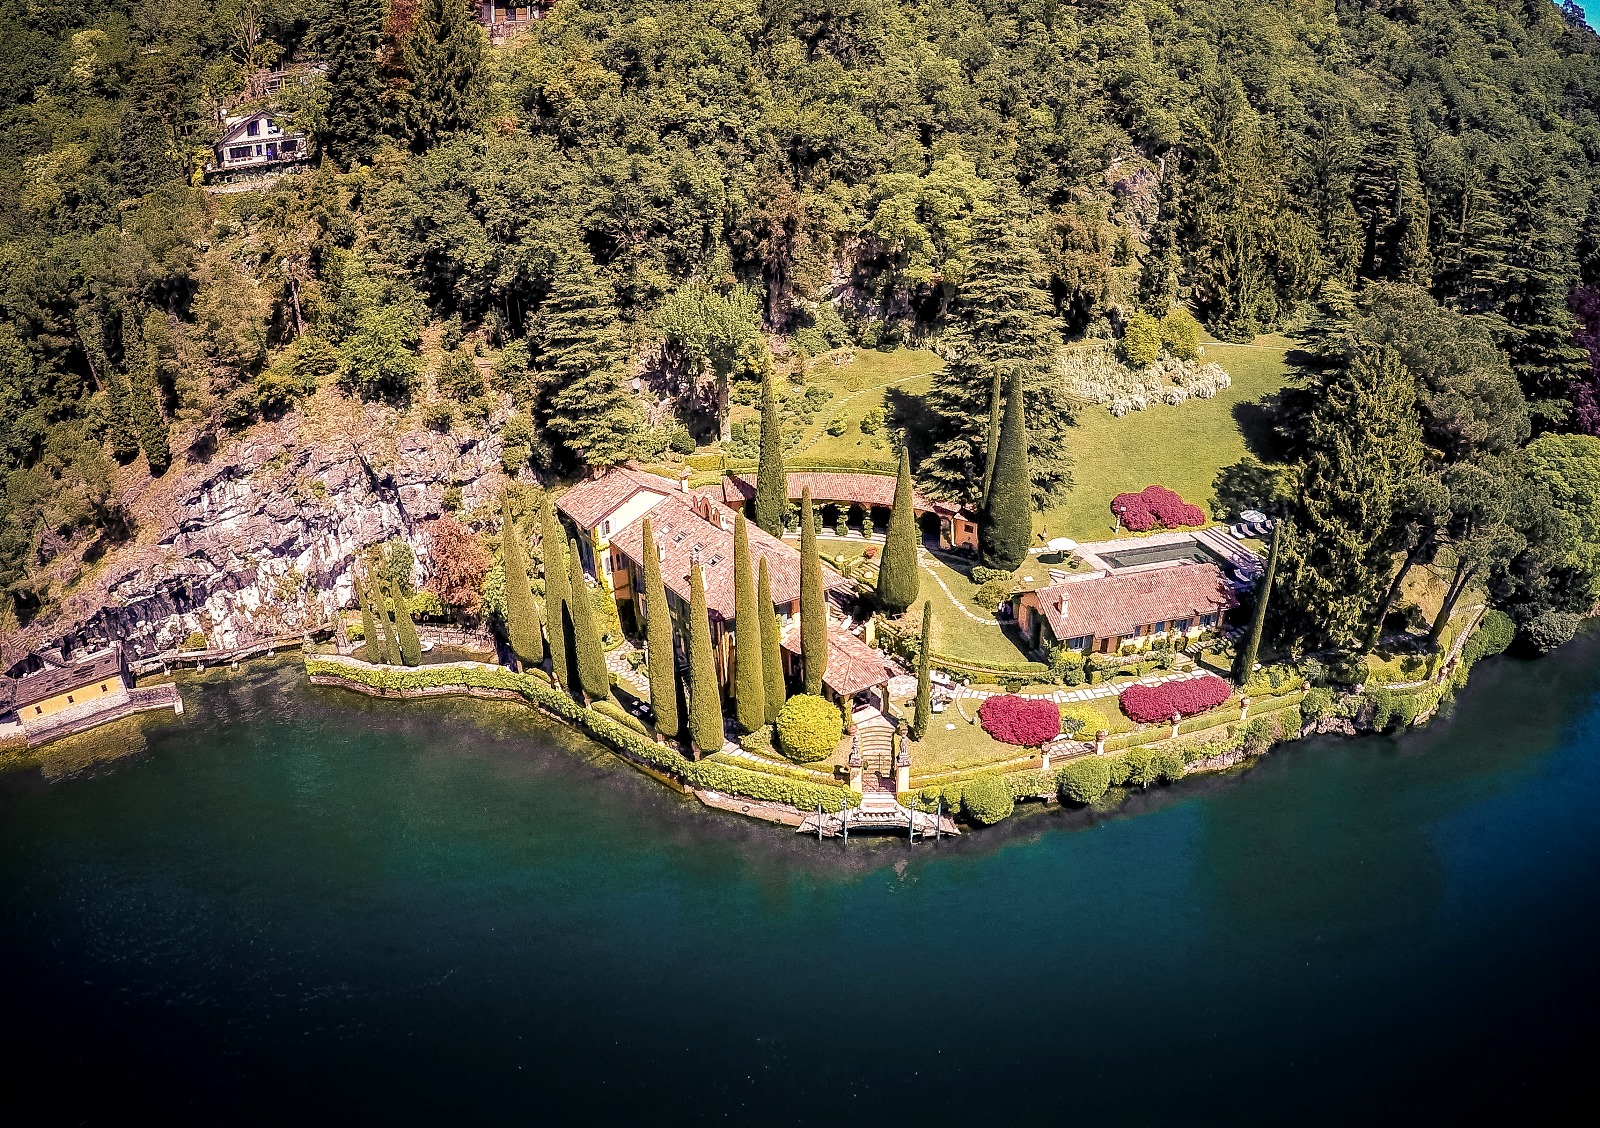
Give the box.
[1017,561,1236,654]
[721,470,978,551]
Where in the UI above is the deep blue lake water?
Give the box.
[2,639,1598,1125]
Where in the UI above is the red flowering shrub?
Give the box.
[1110,485,1206,532]
[978,694,1062,746]
[1120,675,1232,724]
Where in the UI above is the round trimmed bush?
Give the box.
[775,694,843,763]
[979,694,1062,746]
[961,775,1014,824]
[182,631,207,651]
[1058,757,1111,805]
[1474,610,1515,657]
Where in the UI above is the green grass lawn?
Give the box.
[1039,337,1298,543]
[903,555,1031,666]
[789,348,942,462]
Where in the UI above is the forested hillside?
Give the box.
[3,0,1600,655]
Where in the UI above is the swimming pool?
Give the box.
[1096,539,1230,570]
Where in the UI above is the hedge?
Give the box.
[1121,675,1232,723]
[1057,758,1111,804]
[305,658,856,813]
[592,698,651,737]
[961,774,1015,824]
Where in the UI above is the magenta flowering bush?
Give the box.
[1120,675,1232,724]
[1110,485,1207,532]
[978,694,1062,747]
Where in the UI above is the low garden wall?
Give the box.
[305,656,859,816]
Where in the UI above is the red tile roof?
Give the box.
[780,623,892,697]
[724,471,953,516]
[555,469,678,530]
[1036,563,1235,641]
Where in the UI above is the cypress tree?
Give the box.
[540,494,570,686]
[911,601,933,740]
[758,556,786,724]
[501,495,544,670]
[1234,519,1283,684]
[980,367,1001,504]
[567,539,609,703]
[641,517,680,740]
[686,563,724,756]
[754,367,788,535]
[105,369,140,462]
[375,580,399,665]
[799,486,827,695]
[357,574,380,663]
[732,513,766,733]
[314,0,385,169]
[539,250,643,469]
[980,366,1032,571]
[878,445,920,613]
[400,0,487,151]
[125,313,170,475]
[394,587,423,667]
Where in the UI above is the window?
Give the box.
[67,695,74,704]
[600,519,610,536]
[100,684,108,692]
[247,120,260,137]
[34,706,41,716]
[229,146,252,160]
[281,139,297,152]
[1066,636,1090,651]
[1200,613,1218,627]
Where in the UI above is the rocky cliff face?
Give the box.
[22,403,508,661]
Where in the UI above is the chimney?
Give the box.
[657,543,666,563]
[679,467,690,493]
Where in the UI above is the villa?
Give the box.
[556,468,896,713]
[721,470,979,551]
[209,110,308,178]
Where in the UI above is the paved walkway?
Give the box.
[957,667,1210,706]
[604,641,651,701]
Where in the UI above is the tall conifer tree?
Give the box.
[539,250,643,469]
[566,539,609,702]
[126,313,170,475]
[540,494,570,686]
[732,513,765,733]
[686,563,724,756]
[799,487,827,694]
[400,0,486,151]
[911,601,933,740]
[357,574,380,664]
[641,517,680,740]
[501,495,543,670]
[878,446,920,612]
[757,556,785,724]
[314,0,385,168]
[754,367,788,535]
[375,580,399,665]
[1235,519,1283,683]
[980,366,1032,570]
[394,586,423,666]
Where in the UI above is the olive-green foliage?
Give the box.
[979,366,1032,571]
[1124,748,1160,789]
[501,495,544,670]
[541,494,569,686]
[357,579,380,662]
[182,630,208,651]
[393,582,424,666]
[1299,686,1335,727]
[1058,703,1108,738]
[960,774,1014,825]
[758,557,786,725]
[1121,311,1161,367]
[641,517,680,740]
[732,513,765,733]
[399,0,488,151]
[1235,519,1282,682]
[877,446,920,612]
[538,248,643,469]
[911,601,932,740]
[1471,610,1516,659]
[799,488,827,694]
[592,698,650,737]
[774,694,842,763]
[567,540,610,701]
[1159,307,1202,361]
[686,563,725,754]
[306,658,854,812]
[374,580,399,664]
[1058,757,1111,805]
[754,367,788,535]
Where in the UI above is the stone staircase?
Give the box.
[856,716,898,809]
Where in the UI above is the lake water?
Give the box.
[2,642,1598,1124]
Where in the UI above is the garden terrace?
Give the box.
[722,470,977,551]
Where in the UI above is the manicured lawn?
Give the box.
[790,348,942,462]
[903,555,1032,666]
[1039,337,1298,543]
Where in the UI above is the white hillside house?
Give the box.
[211,111,308,176]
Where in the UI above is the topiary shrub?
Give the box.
[973,578,1013,611]
[970,565,1013,586]
[1058,703,1105,739]
[979,694,1062,746]
[1473,610,1515,658]
[738,725,774,754]
[961,774,1014,824]
[1058,757,1111,805]
[1121,675,1232,724]
[775,694,843,762]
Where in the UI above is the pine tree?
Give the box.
[127,313,170,475]
[400,0,486,151]
[911,601,932,741]
[1351,102,1432,287]
[394,586,423,666]
[686,562,724,756]
[878,445,920,612]
[921,193,1072,509]
[539,250,643,469]
[757,556,786,724]
[1234,519,1282,683]
[732,513,766,733]
[754,367,788,535]
[540,494,570,686]
[799,487,827,695]
[375,580,399,665]
[501,494,543,670]
[980,366,1032,571]
[104,370,141,463]
[315,0,385,169]
[357,574,380,663]
[1276,346,1424,649]
[641,517,680,740]
[567,539,609,702]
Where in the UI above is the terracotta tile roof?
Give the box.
[1037,563,1235,641]
[780,623,892,697]
[724,471,954,516]
[556,469,678,530]
[607,491,846,619]
[10,646,128,709]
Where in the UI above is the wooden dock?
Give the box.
[797,800,960,839]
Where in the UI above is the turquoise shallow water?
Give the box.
[2,641,1599,1124]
